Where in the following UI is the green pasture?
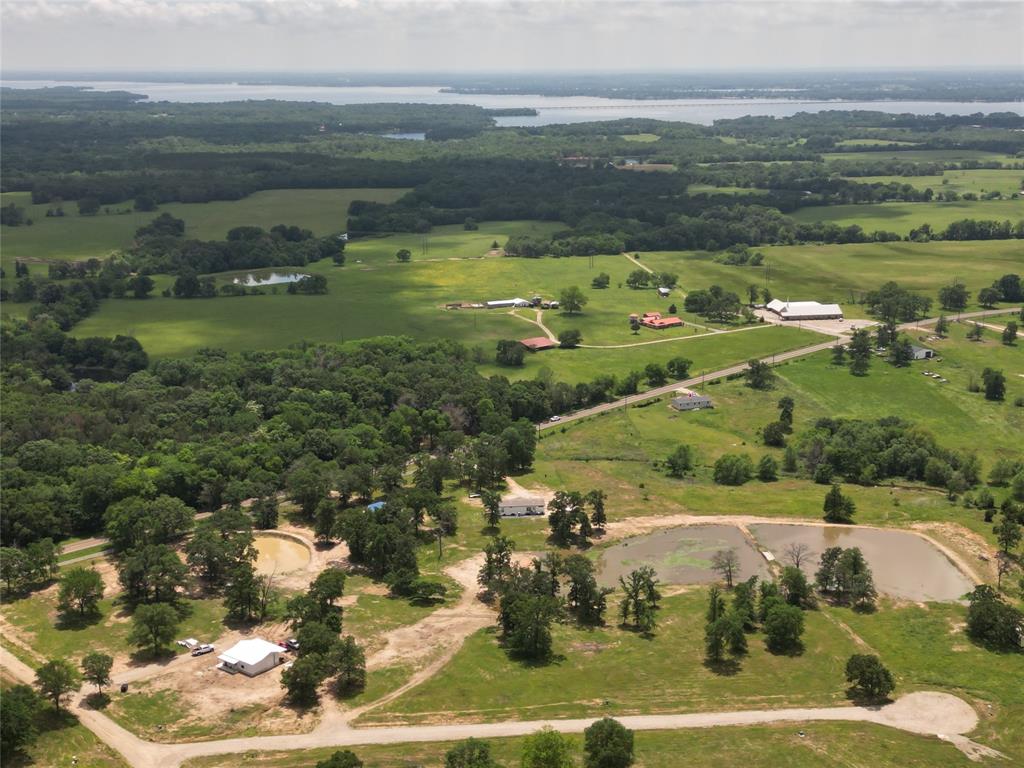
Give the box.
[362,589,859,725]
[621,133,661,142]
[529,325,1021,535]
[180,722,978,768]
[1,590,225,664]
[824,149,1022,163]
[641,240,1024,317]
[834,138,920,147]
[475,325,825,384]
[0,188,409,270]
[842,168,1024,197]
[789,199,1023,235]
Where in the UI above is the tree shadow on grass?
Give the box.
[844,687,893,708]
[83,692,111,710]
[127,647,177,667]
[54,609,104,631]
[765,641,805,658]
[702,658,742,677]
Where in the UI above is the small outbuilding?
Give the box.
[520,337,557,352]
[217,638,287,677]
[766,299,843,321]
[657,287,672,297]
[910,345,935,360]
[670,388,713,411]
[499,496,546,517]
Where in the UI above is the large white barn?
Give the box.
[217,638,287,677]
[766,299,843,321]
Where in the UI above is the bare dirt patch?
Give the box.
[910,522,995,584]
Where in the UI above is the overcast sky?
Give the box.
[2,0,1022,73]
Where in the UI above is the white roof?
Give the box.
[768,299,842,317]
[501,496,546,506]
[217,638,282,666]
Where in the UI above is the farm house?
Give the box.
[671,388,713,411]
[499,496,546,517]
[520,337,558,351]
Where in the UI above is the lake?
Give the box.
[4,79,1022,126]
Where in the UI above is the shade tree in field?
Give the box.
[967,322,985,341]
[81,651,113,695]
[763,602,805,654]
[965,584,1024,651]
[665,443,695,478]
[57,567,105,618]
[591,272,611,289]
[34,658,80,710]
[982,368,1006,401]
[666,356,692,379]
[823,484,856,524]
[563,554,611,625]
[547,490,593,546]
[0,685,41,759]
[521,727,575,768]
[129,602,180,656]
[1003,321,1018,345]
[585,489,608,529]
[395,248,412,262]
[744,359,775,390]
[815,547,877,610]
[713,454,754,486]
[619,566,660,633]
[938,281,970,312]
[847,328,872,376]
[480,488,502,529]
[845,654,895,701]
[559,286,588,314]
[584,717,635,768]
[445,739,499,768]
[558,329,583,348]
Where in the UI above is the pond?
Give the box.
[749,524,975,602]
[231,271,309,287]
[597,524,769,588]
[253,535,311,576]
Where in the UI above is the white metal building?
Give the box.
[910,345,936,360]
[499,496,546,517]
[486,298,532,309]
[766,299,843,321]
[217,638,287,677]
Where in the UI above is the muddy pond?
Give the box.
[597,524,769,588]
[253,535,311,576]
[750,524,975,602]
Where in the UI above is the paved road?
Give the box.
[539,307,1021,431]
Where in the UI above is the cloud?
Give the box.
[2,0,1021,70]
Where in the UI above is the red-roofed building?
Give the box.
[640,312,683,329]
[520,337,558,351]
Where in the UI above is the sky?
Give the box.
[1,0,1022,73]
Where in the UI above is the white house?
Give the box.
[217,638,287,677]
[766,299,843,321]
[657,287,672,297]
[499,496,546,517]
[670,388,713,411]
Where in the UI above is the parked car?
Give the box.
[549,415,561,422]
[284,638,300,652]
[191,644,215,657]
[176,638,200,649]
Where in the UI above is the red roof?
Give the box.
[520,337,558,351]
[641,316,683,329]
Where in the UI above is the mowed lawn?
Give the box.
[840,169,1024,197]
[641,240,1024,318]
[789,198,1023,235]
[362,589,861,725]
[824,149,1022,163]
[0,188,409,270]
[179,722,979,768]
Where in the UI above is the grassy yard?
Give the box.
[840,168,1024,197]
[789,198,1023,235]
[823,149,1022,163]
[180,722,977,768]
[1,589,225,664]
[0,188,409,271]
[360,589,860,725]
[621,133,661,143]
[641,240,1024,318]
